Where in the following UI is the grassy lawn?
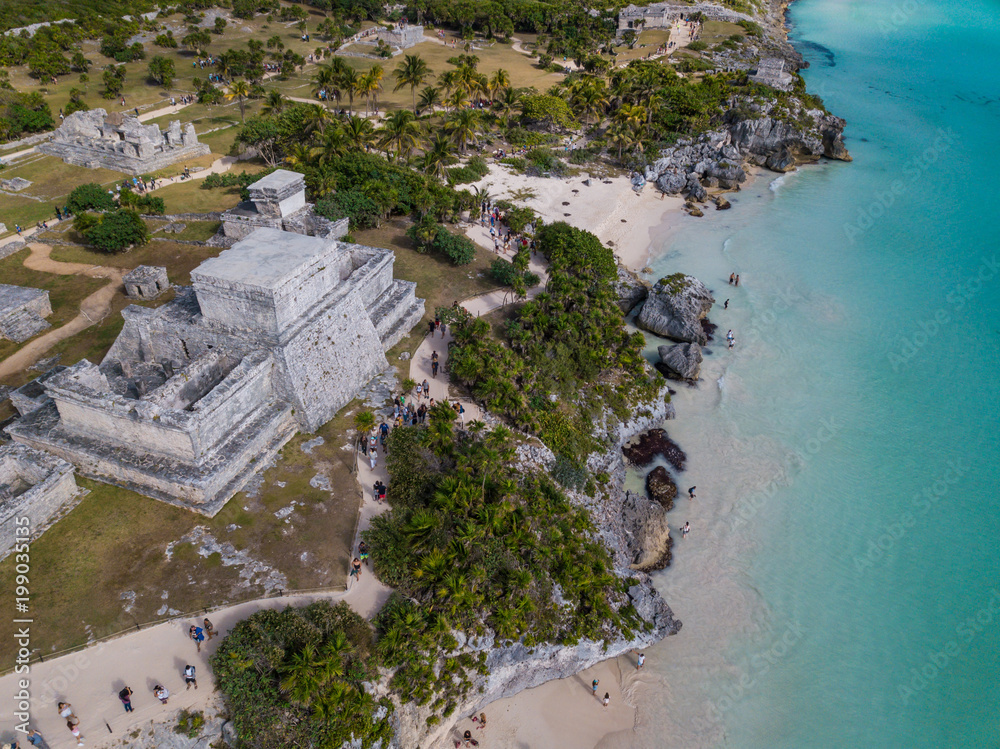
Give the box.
[611,29,673,64]
[354,216,500,359]
[49,237,225,284]
[0,248,109,363]
[0,155,122,237]
[152,166,269,213]
[148,219,222,242]
[0,405,361,660]
[699,20,747,46]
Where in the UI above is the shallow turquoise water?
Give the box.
[609,1,1000,747]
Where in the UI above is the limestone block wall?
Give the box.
[273,293,388,432]
[347,247,397,305]
[0,445,80,561]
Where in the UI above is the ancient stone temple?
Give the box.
[7,227,424,516]
[0,443,83,561]
[0,284,52,342]
[617,3,679,34]
[39,109,211,175]
[221,169,349,241]
[750,57,794,90]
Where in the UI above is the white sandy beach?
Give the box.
[468,164,685,272]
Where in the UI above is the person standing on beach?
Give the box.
[154,685,170,704]
[118,686,134,713]
[58,703,74,720]
[26,728,47,747]
[729,273,735,285]
[66,717,83,746]
[735,274,740,286]
[688,486,696,500]
[603,692,611,708]
[635,652,645,670]
[682,522,691,539]
[592,678,599,694]
[724,299,729,309]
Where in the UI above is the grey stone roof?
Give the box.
[0,284,48,316]
[191,227,332,289]
[123,265,168,284]
[247,169,305,192]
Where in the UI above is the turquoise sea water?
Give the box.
[603,1,1000,747]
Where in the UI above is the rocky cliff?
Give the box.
[636,275,715,344]
[383,390,682,748]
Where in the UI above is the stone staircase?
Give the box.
[368,279,425,350]
[0,308,51,343]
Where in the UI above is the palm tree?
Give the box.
[422,132,455,181]
[225,80,252,123]
[312,124,349,163]
[344,115,376,151]
[283,142,312,170]
[488,68,510,99]
[446,88,469,112]
[393,53,431,114]
[367,64,385,113]
[446,108,481,153]
[607,122,635,162]
[302,103,336,139]
[261,89,287,116]
[379,109,421,161]
[357,71,379,117]
[494,87,521,128]
[416,85,441,115]
[340,66,360,114]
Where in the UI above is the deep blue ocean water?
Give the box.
[605,1,1000,747]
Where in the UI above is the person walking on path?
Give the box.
[369,445,378,470]
[189,624,205,652]
[350,557,363,582]
[26,728,48,748]
[422,378,429,397]
[66,717,83,746]
[602,692,611,708]
[184,664,198,690]
[118,686,134,713]
[358,541,370,566]
[154,685,170,704]
[57,703,74,720]
[203,618,217,640]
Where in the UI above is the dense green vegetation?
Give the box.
[211,602,394,749]
[364,407,641,717]
[73,207,151,252]
[444,222,657,467]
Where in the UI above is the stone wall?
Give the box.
[0,443,82,561]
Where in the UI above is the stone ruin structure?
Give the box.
[0,442,83,561]
[7,226,424,516]
[750,57,794,90]
[39,109,210,175]
[0,284,52,343]
[221,169,349,241]
[618,3,679,34]
[123,265,170,300]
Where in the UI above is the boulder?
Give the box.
[636,274,714,344]
[614,266,649,314]
[684,180,707,203]
[645,465,677,510]
[655,170,687,195]
[656,342,703,382]
[765,147,797,172]
[715,196,731,210]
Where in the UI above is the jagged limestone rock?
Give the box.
[656,342,703,382]
[636,274,714,344]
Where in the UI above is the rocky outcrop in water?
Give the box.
[646,465,678,509]
[622,428,687,471]
[622,488,673,571]
[646,100,850,202]
[636,275,715,344]
[656,342,703,382]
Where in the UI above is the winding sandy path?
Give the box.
[0,243,124,379]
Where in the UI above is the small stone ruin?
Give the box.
[123,265,170,300]
[0,284,52,343]
[0,442,84,561]
[39,109,211,175]
[750,57,794,90]
[221,169,348,241]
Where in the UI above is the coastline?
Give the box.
[467,164,685,272]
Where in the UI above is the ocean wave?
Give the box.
[769,175,788,192]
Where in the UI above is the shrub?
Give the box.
[316,189,382,230]
[503,205,536,233]
[174,710,205,739]
[119,186,165,215]
[66,183,114,214]
[431,227,476,265]
[76,208,151,253]
[446,155,490,185]
[490,258,520,286]
[687,40,708,52]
